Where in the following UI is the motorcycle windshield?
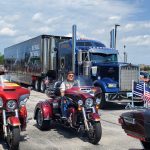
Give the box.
[0,74,18,86]
[74,76,93,87]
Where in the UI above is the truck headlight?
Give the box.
[85,98,93,107]
[7,100,17,110]
[19,94,30,106]
[107,83,117,88]
[0,97,3,108]
[78,100,83,106]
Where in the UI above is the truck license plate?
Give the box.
[127,92,133,97]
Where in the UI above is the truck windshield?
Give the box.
[90,53,118,63]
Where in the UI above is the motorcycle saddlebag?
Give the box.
[119,109,150,141]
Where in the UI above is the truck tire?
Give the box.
[40,80,46,93]
[95,87,107,109]
[34,80,40,91]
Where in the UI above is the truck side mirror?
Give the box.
[91,66,97,76]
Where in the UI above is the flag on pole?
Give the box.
[142,86,150,102]
[133,81,144,97]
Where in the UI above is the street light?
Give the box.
[114,24,120,49]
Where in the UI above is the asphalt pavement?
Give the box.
[0,90,144,150]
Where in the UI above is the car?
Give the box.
[119,109,150,150]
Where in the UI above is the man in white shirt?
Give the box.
[60,71,75,119]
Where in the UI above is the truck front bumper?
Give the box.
[104,92,142,102]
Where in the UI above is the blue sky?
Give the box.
[0,0,150,65]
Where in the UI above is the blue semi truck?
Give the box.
[58,39,139,108]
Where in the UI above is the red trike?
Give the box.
[34,76,102,144]
[0,74,30,150]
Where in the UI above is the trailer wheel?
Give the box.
[40,80,46,93]
[34,80,40,91]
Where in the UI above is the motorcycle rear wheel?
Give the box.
[88,122,102,145]
[36,109,51,130]
[7,126,20,150]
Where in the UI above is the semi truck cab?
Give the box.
[58,39,140,108]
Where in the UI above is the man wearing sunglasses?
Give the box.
[60,71,76,119]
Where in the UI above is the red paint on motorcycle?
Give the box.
[7,116,21,126]
[41,101,53,120]
[19,106,27,130]
[90,113,100,121]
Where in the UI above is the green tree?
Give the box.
[0,53,4,65]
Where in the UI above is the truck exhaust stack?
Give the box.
[72,25,77,73]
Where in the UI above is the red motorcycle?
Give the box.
[0,74,30,150]
[34,76,102,144]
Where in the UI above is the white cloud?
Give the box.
[123,23,136,31]
[32,26,54,34]
[4,14,20,22]
[109,16,121,21]
[122,35,150,46]
[32,12,43,22]
[14,35,31,43]
[65,32,89,39]
[0,27,16,36]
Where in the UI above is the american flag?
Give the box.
[133,81,144,97]
[142,86,150,102]
[133,81,150,103]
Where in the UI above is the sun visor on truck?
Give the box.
[89,47,118,55]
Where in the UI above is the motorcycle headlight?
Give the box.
[96,98,101,105]
[0,97,3,108]
[85,98,93,107]
[78,100,83,106]
[107,83,117,88]
[19,94,30,106]
[7,100,17,110]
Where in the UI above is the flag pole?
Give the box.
[131,80,134,109]
[143,82,147,108]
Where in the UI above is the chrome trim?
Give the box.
[2,110,7,137]
[82,107,89,131]
[15,109,19,118]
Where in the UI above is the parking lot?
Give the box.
[0,90,144,150]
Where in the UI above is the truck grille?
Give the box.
[120,65,139,91]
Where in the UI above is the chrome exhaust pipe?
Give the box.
[2,110,7,137]
[72,24,77,73]
[82,107,89,131]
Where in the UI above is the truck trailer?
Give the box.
[4,35,71,92]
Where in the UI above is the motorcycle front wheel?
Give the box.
[7,126,20,150]
[88,122,102,145]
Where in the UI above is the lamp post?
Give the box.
[114,24,120,49]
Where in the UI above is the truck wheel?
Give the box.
[34,80,40,91]
[141,141,150,150]
[40,80,46,93]
[96,92,107,109]
[36,109,51,130]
